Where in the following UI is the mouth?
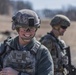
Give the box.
[23,34,32,38]
[21,34,33,40]
[24,34,31,37]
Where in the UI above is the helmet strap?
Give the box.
[53,25,61,36]
[53,25,60,31]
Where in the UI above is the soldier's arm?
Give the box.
[36,46,54,75]
[0,42,6,55]
[0,42,6,70]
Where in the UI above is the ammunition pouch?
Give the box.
[3,50,36,74]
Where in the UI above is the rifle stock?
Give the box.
[64,46,76,75]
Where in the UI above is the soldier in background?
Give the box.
[0,9,54,75]
[40,14,70,75]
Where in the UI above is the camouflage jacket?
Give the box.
[40,32,68,73]
[0,36,54,75]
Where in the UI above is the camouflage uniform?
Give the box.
[40,15,70,75]
[0,36,54,75]
[0,9,54,75]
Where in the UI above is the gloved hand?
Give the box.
[0,67,19,75]
[62,56,68,65]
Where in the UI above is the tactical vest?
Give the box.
[2,39,42,75]
[47,34,64,67]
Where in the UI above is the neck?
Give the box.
[51,29,59,38]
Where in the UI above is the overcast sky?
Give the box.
[13,0,76,10]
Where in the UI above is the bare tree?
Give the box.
[0,0,10,14]
[16,1,33,10]
[10,1,33,14]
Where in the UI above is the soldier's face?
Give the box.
[18,27,37,41]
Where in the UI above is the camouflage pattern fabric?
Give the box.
[40,32,68,75]
[12,9,41,30]
[3,50,36,74]
[0,36,54,75]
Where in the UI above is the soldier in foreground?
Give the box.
[0,9,54,75]
[40,14,70,75]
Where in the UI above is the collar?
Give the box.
[5,36,36,51]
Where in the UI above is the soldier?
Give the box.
[0,9,54,75]
[40,14,70,75]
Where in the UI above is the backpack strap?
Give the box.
[36,43,42,61]
[30,41,42,61]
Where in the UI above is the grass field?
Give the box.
[0,15,76,65]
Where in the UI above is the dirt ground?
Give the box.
[0,15,76,66]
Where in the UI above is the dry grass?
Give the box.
[0,15,76,65]
[0,15,12,31]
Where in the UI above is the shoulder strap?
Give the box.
[36,44,42,61]
[31,41,42,61]
[1,38,13,58]
[0,39,9,56]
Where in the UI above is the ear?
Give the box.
[53,25,60,30]
[16,28,20,33]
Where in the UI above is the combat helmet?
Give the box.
[12,9,41,30]
[50,14,70,27]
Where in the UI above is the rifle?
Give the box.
[0,57,3,71]
[64,46,76,75]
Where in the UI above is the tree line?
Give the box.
[0,0,76,21]
[0,0,33,15]
[40,5,76,21]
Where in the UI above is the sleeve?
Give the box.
[36,46,54,75]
